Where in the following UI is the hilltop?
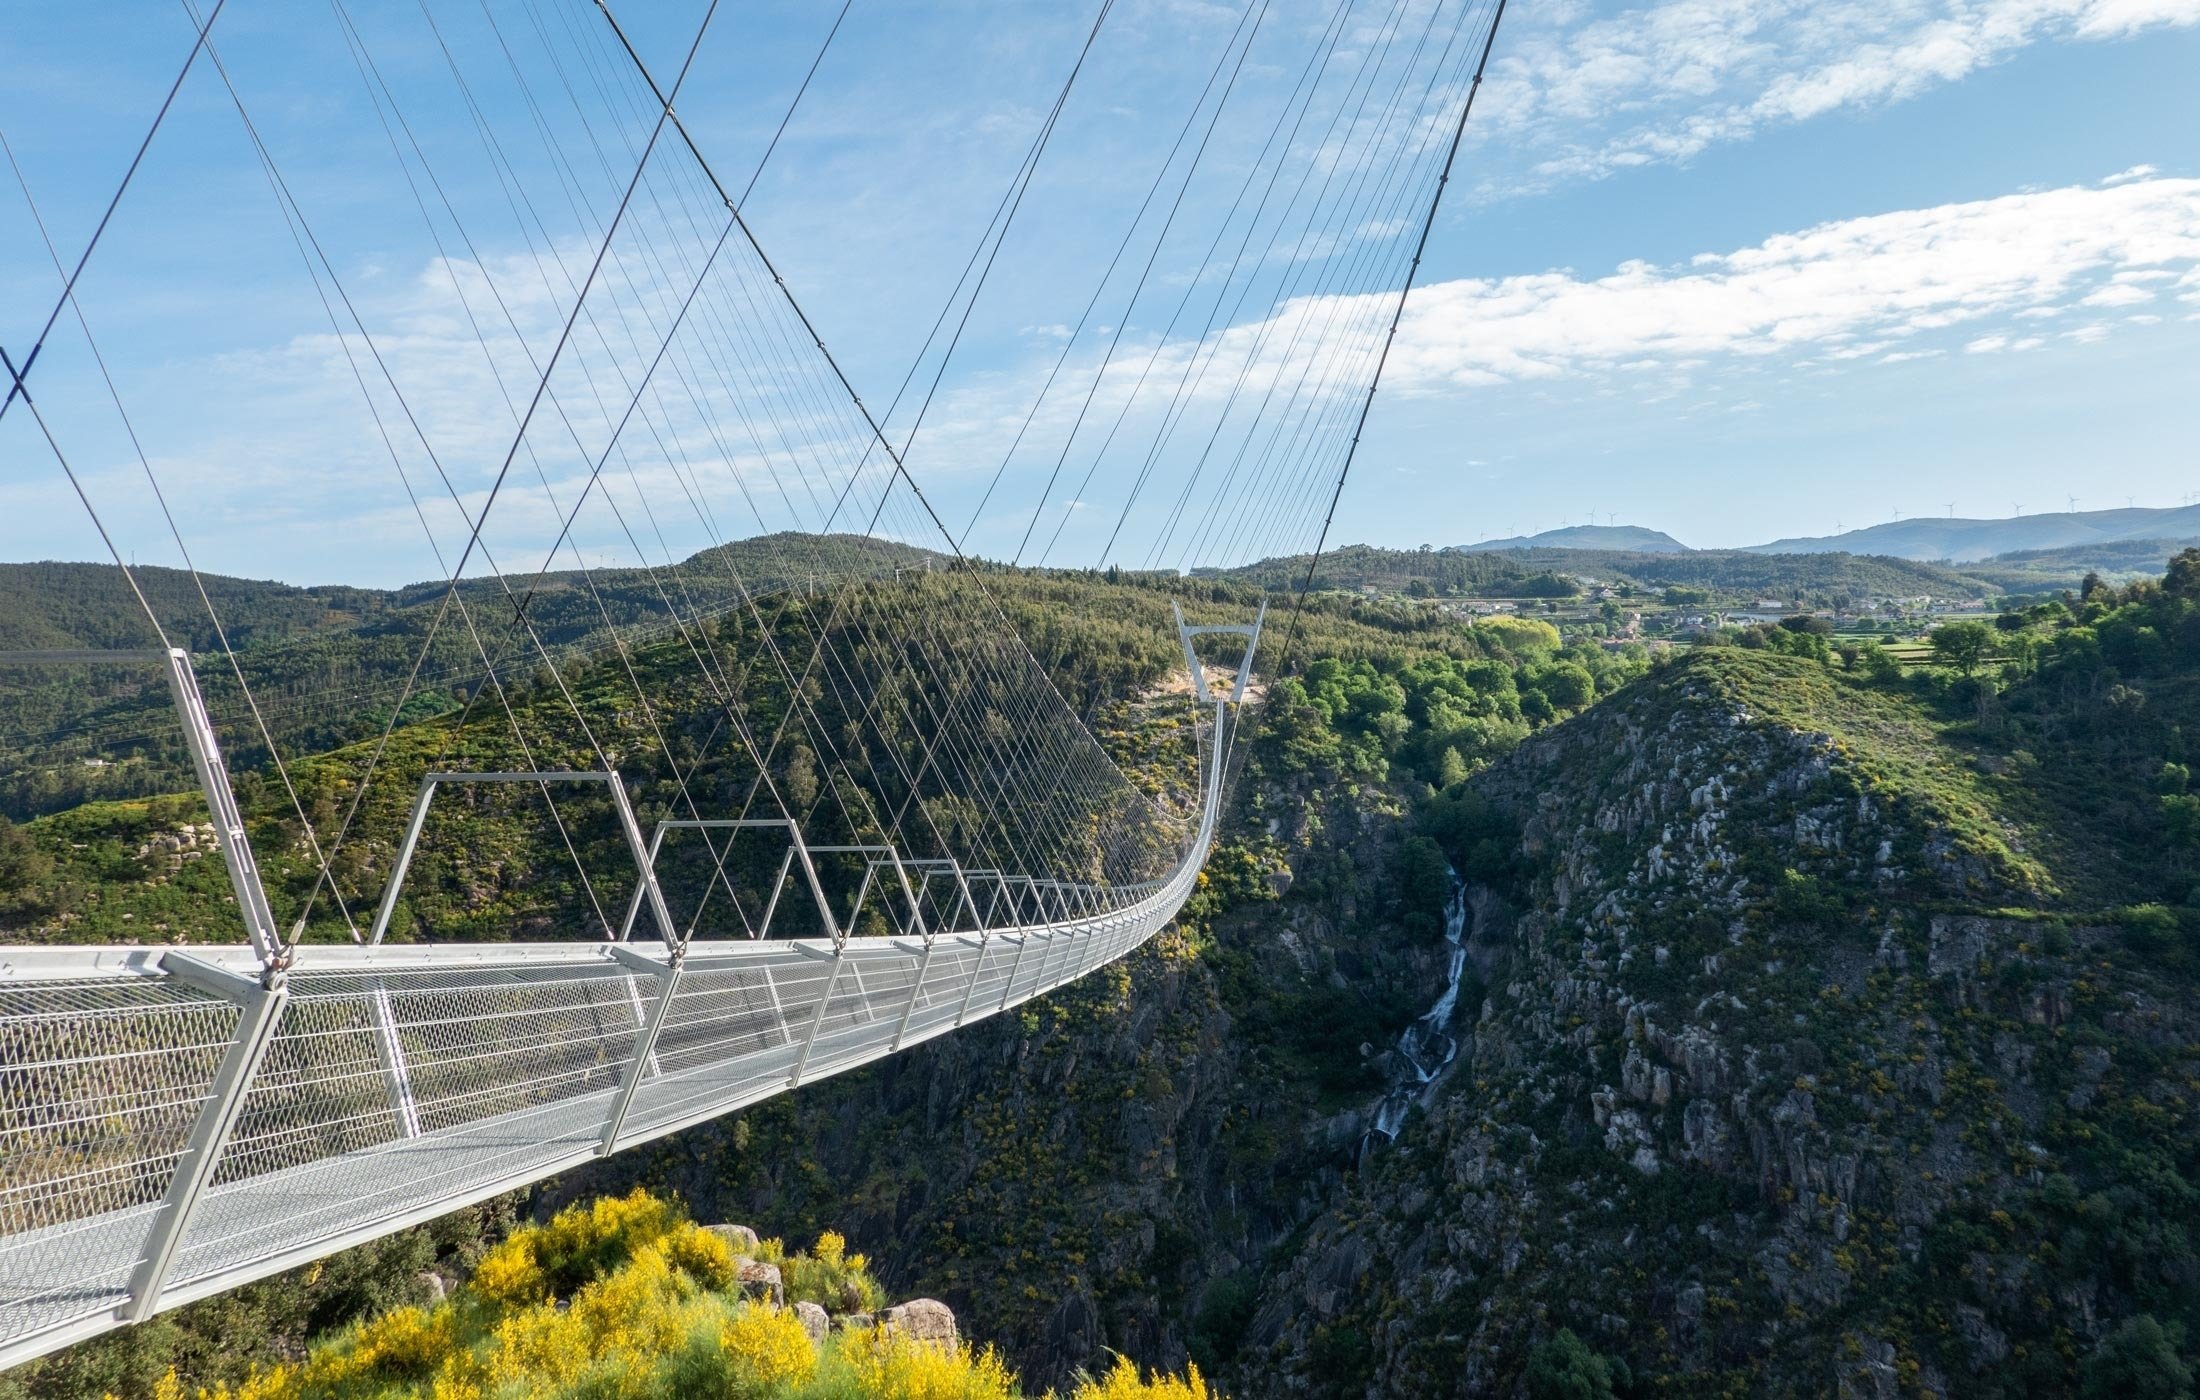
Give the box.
[0,534,945,821]
[1451,524,1691,554]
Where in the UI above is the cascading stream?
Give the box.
[1362,862,1468,1160]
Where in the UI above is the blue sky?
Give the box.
[2,0,2197,586]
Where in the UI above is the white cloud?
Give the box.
[1353,175,2200,385]
[2104,164,2162,185]
[2082,282,2156,306]
[1474,0,2200,190]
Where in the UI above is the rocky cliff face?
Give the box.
[1238,652,2199,1397]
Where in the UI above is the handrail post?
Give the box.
[369,776,439,946]
[998,933,1032,1011]
[954,937,990,1026]
[616,822,673,942]
[125,954,287,1322]
[789,953,845,1088]
[606,777,680,953]
[161,650,285,967]
[369,980,423,1138]
[757,847,795,938]
[761,966,793,1043]
[788,827,843,944]
[601,945,680,1153]
[890,942,934,1050]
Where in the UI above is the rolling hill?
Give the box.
[1211,543,1983,601]
[1746,504,2200,562]
[1449,524,1691,553]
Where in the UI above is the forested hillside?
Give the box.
[0,535,940,821]
[1958,538,2200,593]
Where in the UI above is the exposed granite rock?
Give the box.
[735,1260,783,1308]
[794,1301,830,1346]
[880,1297,959,1349]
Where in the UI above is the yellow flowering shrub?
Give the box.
[471,1188,692,1306]
[1068,1357,1216,1400]
[720,1302,818,1387]
[466,1231,546,1307]
[782,1228,885,1312]
[130,1190,1227,1400]
[664,1220,740,1290]
[831,1326,1019,1400]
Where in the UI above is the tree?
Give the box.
[1860,644,1904,685]
[1930,621,1994,676]
[1526,1329,1617,1400]
[1531,662,1597,712]
[1437,746,1470,789]
[2081,1316,2193,1400]
[2166,547,2200,600]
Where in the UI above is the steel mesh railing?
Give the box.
[0,793,1215,1370]
[0,979,242,1349]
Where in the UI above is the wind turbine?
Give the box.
[1944,502,1955,518]
[2067,495,2079,513]
[2012,502,2023,517]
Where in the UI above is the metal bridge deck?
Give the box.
[0,841,1188,1369]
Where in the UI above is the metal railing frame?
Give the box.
[612,817,842,944]
[366,771,681,953]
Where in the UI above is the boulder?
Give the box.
[414,1271,447,1303]
[833,1311,875,1333]
[794,1301,830,1347]
[707,1223,761,1254]
[879,1298,958,1349]
[735,1260,784,1307]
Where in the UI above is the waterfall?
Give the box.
[1360,863,1470,1163]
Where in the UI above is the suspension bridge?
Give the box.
[0,0,1507,1370]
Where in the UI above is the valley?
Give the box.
[7,549,2197,1398]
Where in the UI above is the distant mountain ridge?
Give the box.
[1449,524,1691,554]
[1744,504,2200,563]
